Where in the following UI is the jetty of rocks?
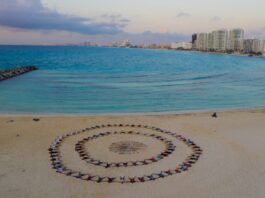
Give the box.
[0,66,38,82]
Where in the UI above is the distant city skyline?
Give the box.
[191,28,265,54]
[0,0,265,45]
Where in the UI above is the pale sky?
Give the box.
[0,0,264,44]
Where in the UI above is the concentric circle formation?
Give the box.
[75,131,175,168]
[49,124,203,184]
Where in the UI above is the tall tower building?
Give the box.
[212,29,228,51]
[207,33,214,50]
[242,39,254,53]
[228,29,244,51]
[261,40,265,53]
[253,39,265,53]
[196,33,208,50]
[242,39,265,53]
[192,34,197,44]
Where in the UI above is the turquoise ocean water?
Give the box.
[0,46,264,114]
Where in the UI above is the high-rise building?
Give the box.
[192,34,197,44]
[195,33,208,50]
[242,39,254,53]
[252,39,261,53]
[254,39,265,53]
[259,40,265,53]
[242,39,265,53]
[207,33,214,50]
[228,29,244,51]
[212,29,228,51]
[261,40,265,53]
[191,28,264,54]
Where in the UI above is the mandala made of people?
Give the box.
[49,124,203,184]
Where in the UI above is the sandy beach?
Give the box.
[1,109,265,198]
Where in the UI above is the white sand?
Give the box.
[0,109,265,198]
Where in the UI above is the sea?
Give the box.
[0,45,265,115]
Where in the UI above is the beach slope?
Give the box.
[0,109,265,198]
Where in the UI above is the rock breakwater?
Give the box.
[0,66,38,81]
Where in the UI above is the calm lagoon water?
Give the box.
[0,46,264,114]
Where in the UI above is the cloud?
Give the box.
[99,14,130,27]
[0,27,191,45]
[120,19,131,23]
[0,1,190,44]
[101,14,122,20]
[212,16,222,21]
[176,12,191,18]
[0,0,126,35]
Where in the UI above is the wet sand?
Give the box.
[1,109,265,198]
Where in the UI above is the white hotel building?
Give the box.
[241,39,265,53]
[194,29,229,52]
[228,29,244,51]
[195,33,208,51]
[212,29,228,51]
[193,28,265,54]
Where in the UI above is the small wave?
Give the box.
[189,73,227,81]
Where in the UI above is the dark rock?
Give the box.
[33,118,40,122]
[0,66,38,82]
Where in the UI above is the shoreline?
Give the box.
[137,47,265,58]
[189,49,265,58]
[0,106,265,117]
